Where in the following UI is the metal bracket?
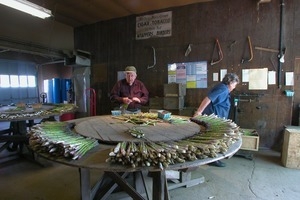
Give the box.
[184,44,192,57]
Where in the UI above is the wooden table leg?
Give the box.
[80,170,148,200]
[134,171,150,200]
[79,169,167,200]
[79,168,92,200]
[94,172,129,200]
[151,170,170,200]
[166,168,205,190]
[9,121,27,152]
[105,171,145,200]
[79,168,115,200]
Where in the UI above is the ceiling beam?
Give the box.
[0,37,65,59]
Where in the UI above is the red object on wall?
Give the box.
[86,88,96,116]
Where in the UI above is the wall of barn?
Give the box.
[74,0,299,149]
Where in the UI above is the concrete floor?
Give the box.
[0,147,299,200]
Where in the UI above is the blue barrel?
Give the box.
[52,78,61,103]
[46,79,53,103]
[61,79,71,102]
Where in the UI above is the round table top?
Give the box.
[36,115,242,172]
[74,115,200,144]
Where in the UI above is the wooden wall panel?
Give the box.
[74,0,298,149]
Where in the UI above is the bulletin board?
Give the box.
[167,61,207,88]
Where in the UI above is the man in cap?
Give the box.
[110,66,149,112]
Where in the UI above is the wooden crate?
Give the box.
[164,83,186,97]
[149,97,164,109]
[281,126,300,169]
[240,129,259,151]
[164,107,195,116]
[178,107,195,117]
[163,97,184,109]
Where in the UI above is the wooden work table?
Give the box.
[32,115,242,200]
[0,104,76,155]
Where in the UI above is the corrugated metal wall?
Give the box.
[0,59,38,104]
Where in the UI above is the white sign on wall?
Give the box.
[136,11,172,40]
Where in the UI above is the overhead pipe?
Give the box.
[38,60,65,66]
[0,36,65,59]
[278,0,285,89]
[0,49,9,53]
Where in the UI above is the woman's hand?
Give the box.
[193,111,202,117]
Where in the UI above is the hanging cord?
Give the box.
[147,46,156,69]
[210,38,224,65]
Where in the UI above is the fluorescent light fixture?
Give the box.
[0,0,52,19]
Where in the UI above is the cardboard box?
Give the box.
[158,110,172,120]
[282,126,300,169]
[164,83,186,97]
[240,129,259,151]
[163,97,184,109]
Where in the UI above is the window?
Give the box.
[20,75,28,87]
[28,76,36,87]
[0,75,10,88]
[0,59,38,104]
[10,75,19,88]
[0,74,36,88]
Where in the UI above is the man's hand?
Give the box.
[123,97,132,104]
[132,97,141,103]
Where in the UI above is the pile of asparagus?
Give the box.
[107,114,241,169]
[112,112,161,125]
[28,121,98,160]
[127,127,145,138]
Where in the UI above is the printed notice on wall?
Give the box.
[285,72,294,86]
[167,61,207,88]
[136,11,172,40]
[249,68,268,90]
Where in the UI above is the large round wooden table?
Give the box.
[0,104,76,155]
[0,104,57,154]
[36,115,242,200]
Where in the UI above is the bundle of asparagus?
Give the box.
[126,127,145,138]
[48,103,77,114]
[28,121,98,160]
[107,114,241,169]
[106,141,180,169]
[190,114,239,133]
